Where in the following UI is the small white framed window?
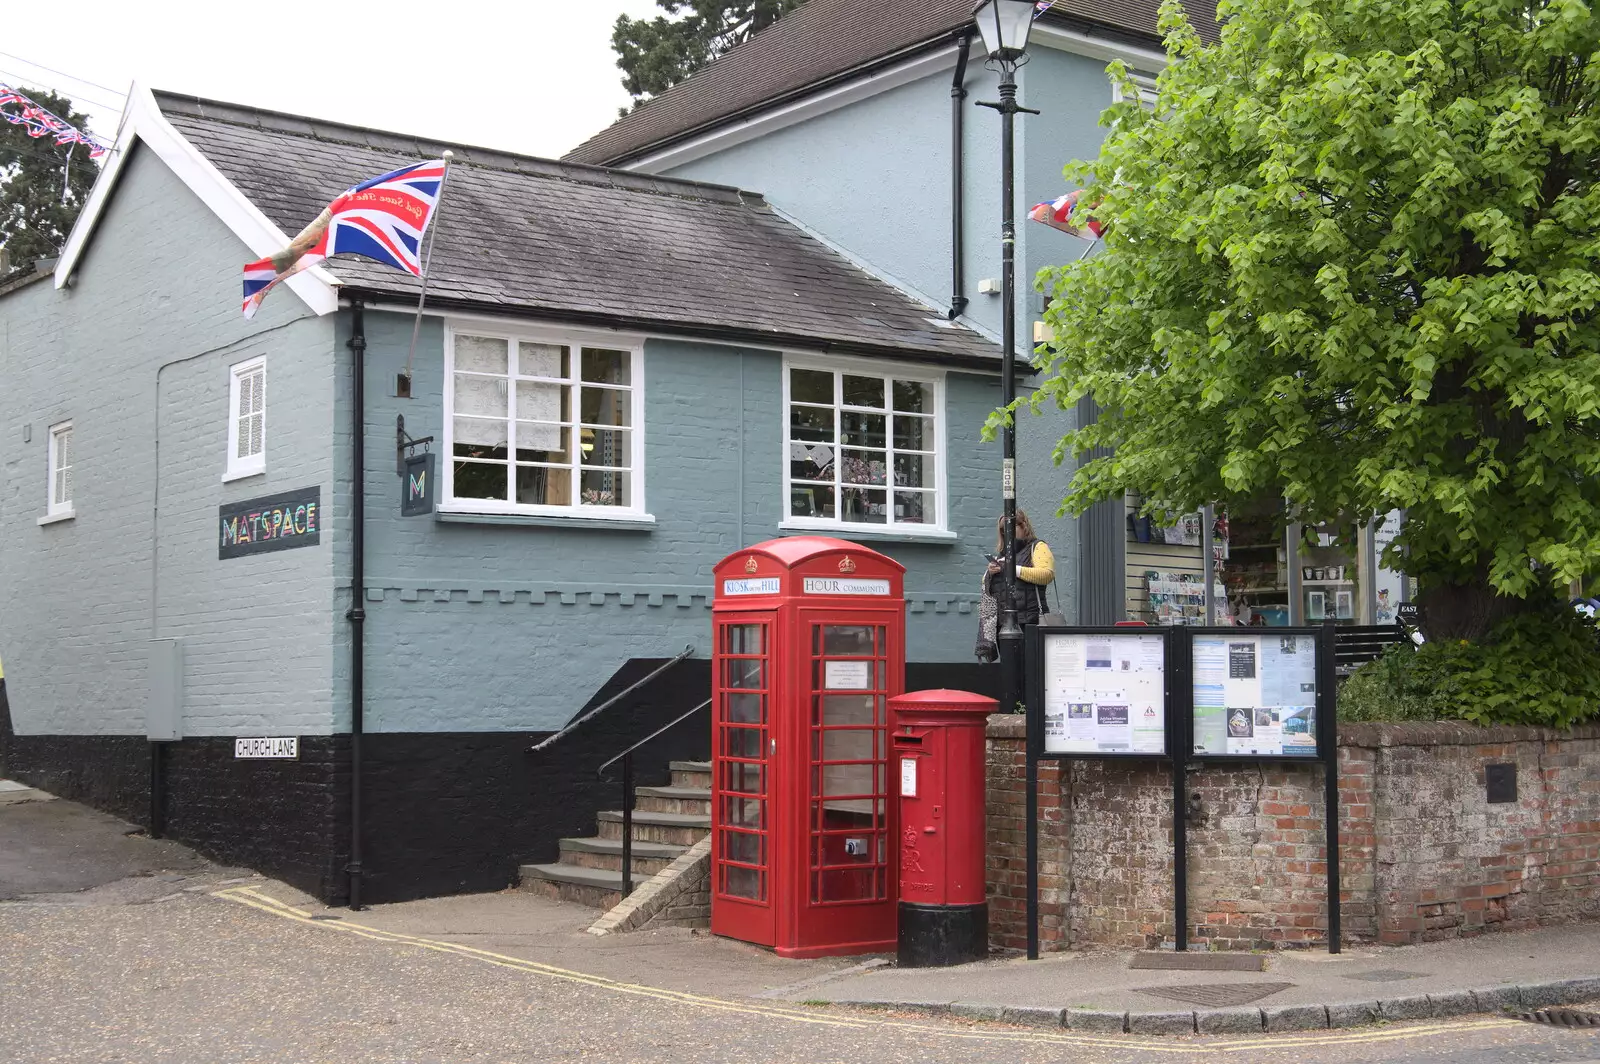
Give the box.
[1112,72,1160,110]
[42,420,74,521]
[783,359,945,533]
[225,356,266,481]
[442,324,646,517]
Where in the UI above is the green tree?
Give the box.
[0,87,97,268]
[1027,0,1600,644]
[613,0,805,109]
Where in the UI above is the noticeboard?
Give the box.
[1030,627,1169,758]
[1190,631,1320,759]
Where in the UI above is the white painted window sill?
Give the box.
[437,508,657,531]
[222,465,266,484]
[37,509,75,526]
[778,521,958,544]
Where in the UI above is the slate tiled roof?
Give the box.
[153,92,999,367]
[564,0,1219,167]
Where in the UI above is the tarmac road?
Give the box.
[3,886,1599,1064]
[2,793,1598,1064]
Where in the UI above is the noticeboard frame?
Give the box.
[1025,625,1177,763]
[1183,626,1332,765]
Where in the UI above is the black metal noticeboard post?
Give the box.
[1023,622,1341,959]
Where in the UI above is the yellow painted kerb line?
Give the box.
[212,885,1520,1053]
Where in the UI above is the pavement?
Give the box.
[6,782,1600,1063]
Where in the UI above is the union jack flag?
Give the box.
[1034,1,1056,15]
[241,159,449,319]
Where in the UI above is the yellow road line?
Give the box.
[211,886,1524,1054]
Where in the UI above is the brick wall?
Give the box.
[987,716,1600,951]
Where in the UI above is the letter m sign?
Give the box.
[402,452,436,517]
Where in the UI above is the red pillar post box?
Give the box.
[890,689,998,967]
[710,537,905,958]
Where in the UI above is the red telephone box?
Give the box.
[710,537,905,958]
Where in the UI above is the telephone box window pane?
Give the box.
[821,626,876,657]
[722,725,763,757]
[723,761,764,795]
[722,624,763,655]
[725,658,764,690]
[817,867,874,904]
[817,763,875,797]
[814,726,881,763]
[724,865,765,901]
[722,797,764,828]
[725,693,763,725]
[722,830,765,865]
[819,694,874,727]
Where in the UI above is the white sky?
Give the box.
[0,0,663,162]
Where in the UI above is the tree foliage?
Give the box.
[613,0,805,109]
[1026,0,1600,641]
[0,87,96,268]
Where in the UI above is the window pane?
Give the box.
[893,454,926,488]
[893,380,929,413]
[818,867,874,903]
[722,727,763,758]
[722,761,765,795]
[515,465,569,506]
[841,450,886,486]
[581,428,629,467]
[453,461,506,501]
[721,796,764,827]
[821,697,876,730]
[581,386,631,428]
[724,865,764,901]
[517,342,567,379]
[893,414,931,451]
[237,373,253,417]
[822,625,876,656]
[722,831,764,864]
[895,491,931,525]
[790,368,833,405]
[726,658,764,690]
[841,487,887,523]
[515,424,571,462]
[455,335,508,375]
[841,411,886,448]
[842,375,884,408]
[247,413,264,457]
[515,379,566,425]
[454,417,509,451]
[454,373,506,419]
[818,761,875,796]
[723,624,763,655]
[581,348,631,386]
[790,404,834,443]
[236,417,253,459]
[249,370,265,414]
[579,470,628,507]
[790,442,835,482]
[726,693,763,724]
[791,484,835,519]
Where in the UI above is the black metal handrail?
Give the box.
[597,696,712,899]
[527,645,695,754]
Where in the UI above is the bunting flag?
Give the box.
[0,84,108,158]
[1029,189,1104,238]
[241,159,448,318]
[1034,1,1056,16]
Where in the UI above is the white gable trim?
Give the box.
[623,29,1167,175]
[54,84,340,316]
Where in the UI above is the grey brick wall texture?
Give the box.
[0,146,337,738]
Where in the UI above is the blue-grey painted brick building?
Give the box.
[0,0,1212,904]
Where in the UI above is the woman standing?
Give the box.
[975,510,1055,664]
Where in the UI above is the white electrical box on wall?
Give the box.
[977,278,1001,294]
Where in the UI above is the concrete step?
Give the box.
[597,809,711,847]
[634,785,712,816]
[670,760,712,789]
[558,836,685,876]
[519,863,623,909]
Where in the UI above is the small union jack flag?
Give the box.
[241,159,449,319]
[1034,1,1056,15]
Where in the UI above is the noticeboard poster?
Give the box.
[1191,633,1318,758]
[1040,632,1167,756]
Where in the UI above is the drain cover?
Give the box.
[1520,1009,1600,1028]
[1342,969,1426,982]
[1135,982,1296,1008]
[1129,952,1266,972]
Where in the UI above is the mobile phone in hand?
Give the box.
[984,553,1000,564]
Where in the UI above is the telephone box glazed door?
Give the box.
[712,615,777,946]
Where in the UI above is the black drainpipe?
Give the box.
[949,28,973,320]
[346,300,367,910]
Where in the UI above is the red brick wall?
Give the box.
[985,716,1600,951]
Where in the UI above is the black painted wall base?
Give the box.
[899,902,989,968]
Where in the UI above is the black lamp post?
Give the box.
[975,0,1038,716]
